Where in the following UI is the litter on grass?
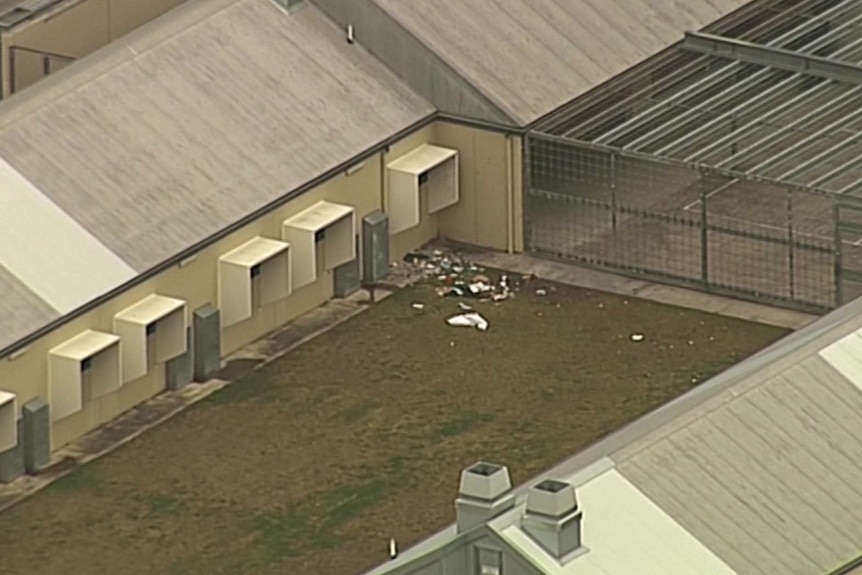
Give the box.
[398,247,524,304]
[446,312,489,331]
[630,333,645,342]
[411,303,425,310]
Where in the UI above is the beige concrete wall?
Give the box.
[1,0,186,97]
[0,126,443,451]
[435,122,522,252]
[0,120,523,451]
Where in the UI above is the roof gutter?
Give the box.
[829,554,862,575]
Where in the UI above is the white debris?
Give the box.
[411,303,425,310]
[446,312,489,331]
[458,302,473,311]
[630,333,645,342]
[535,289,547,296]
[469,282,493,295]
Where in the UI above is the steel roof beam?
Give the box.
[682,79,830,162]
[777,130,862,182]
[807,152,862,189]
[663,33,862,159]
[714,86,862,169]
[590,0,857,146]
[743,104,862,175]
[683,30,862,85]
[555,0,831,138]
[624,16,862,153]
[836,173,862,194]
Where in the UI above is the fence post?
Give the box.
[523,136,533,252]
[787,188,795,301]
[699,170,709,286]
[610,152,617,232]
[834,197,843,306]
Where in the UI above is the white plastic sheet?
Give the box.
[446,312,489,331]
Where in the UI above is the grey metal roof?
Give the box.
[0,264,59,348]
[366,294,862,575]
[371,0,752,126]
[0,0,433,273]
[536,0,862,196]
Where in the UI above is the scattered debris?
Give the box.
[630,333,645,342]
[411,303,425,310]
[398,246,518,304]
[458,302,473,311]
[446,312,489,331]
[535,289,547,296]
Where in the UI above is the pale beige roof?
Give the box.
[372,0,752,124]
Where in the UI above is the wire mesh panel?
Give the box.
[527,136,703,283]
[790,190,836,309]
[836,198,862,305]
[525,134,837,313]
[705,179,794,302]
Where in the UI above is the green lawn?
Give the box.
[0,273,788,575]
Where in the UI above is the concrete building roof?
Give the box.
[369,0,753,126]
[367,295,862,575]
[0,0,433,353]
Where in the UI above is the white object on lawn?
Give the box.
[446,312,489,331]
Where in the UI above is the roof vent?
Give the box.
[522,479,583,559]
[455,462,514,533]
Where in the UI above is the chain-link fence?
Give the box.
[525,133,840,312]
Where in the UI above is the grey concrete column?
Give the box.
[166,326,194,391]
[193,304,221,382]
[22,398,50,474]
[0,419,24,483]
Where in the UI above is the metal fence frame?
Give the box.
[524,0,862,313]
[524,132,845,313]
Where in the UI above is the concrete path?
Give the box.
[472,252,816,330]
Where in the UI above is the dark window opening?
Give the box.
[315,229,326,242]
[81,357,92,372]
[250,264,262,278]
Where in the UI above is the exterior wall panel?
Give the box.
[0,121,516,452]
[435,123,521,252]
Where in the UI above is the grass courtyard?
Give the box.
[0,271,788,575]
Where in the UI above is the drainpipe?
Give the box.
[506,135,514,254]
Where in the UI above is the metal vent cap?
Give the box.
[459,462,512,501]
[526,479,578,518]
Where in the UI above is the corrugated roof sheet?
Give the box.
[0,0,432,273]
[372,0,751,125]
[0,0,432,353]
[615,350,862,575]
[0,264,59,347]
